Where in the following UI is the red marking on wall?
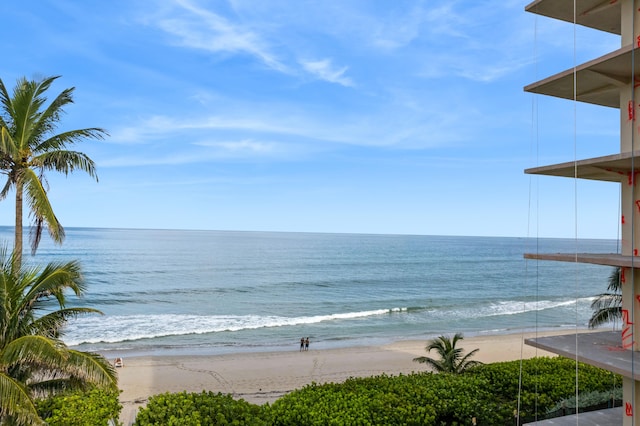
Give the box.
[622,215,626,224]
[637,35,640,48]
[622,268,627,284]
[629,100,635,121]
[628,171,640,186]
[622,309,635,349]
[634,249,638,256]
[627,402,634,417]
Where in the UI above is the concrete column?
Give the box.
[621,0,639,47]
[623,380,640,425]
[620,2,640,423]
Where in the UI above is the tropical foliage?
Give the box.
[269,374,496,425]
[36,388,122,426]
[0,248,117,425]
[413,332,482,373]
[546,387,621,418]
[0,75,105,269]
[134,358,620,425]
[134,391,268,426]
[589,267,622,328]
[471,356,620,422]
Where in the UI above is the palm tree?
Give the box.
[589,267,622,328]
[0,75,106,270]
[413,333,482,373]
[0,247,116,425]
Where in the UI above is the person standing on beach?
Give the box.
[305,337,310,351]
[300,337,305,351]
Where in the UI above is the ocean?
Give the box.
[4,227,619,357]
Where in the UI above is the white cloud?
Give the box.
[194,139,275,154]
[100,153,207,167]
[107,88,480,152]
[154,0,288,72]
[300,58,353,87]
[108,113,325,147]
[418,52,534,83]
[99,141,273,167]
[458,59,533,83]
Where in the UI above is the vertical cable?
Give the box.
[630,0,637,420]
[519,9,540,422]
[571,1,580,424]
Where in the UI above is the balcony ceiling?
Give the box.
[525,0,620,35]
[525,45,640,108]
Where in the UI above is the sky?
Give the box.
[0,0,625,238]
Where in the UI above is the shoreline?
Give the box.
[92,325,586,359]
[115,329,597,425]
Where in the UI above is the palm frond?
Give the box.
[414,333,481,373]
[63,350,117,389]
[0,78,13,122]
[0,76,103,262]
[11,77,53,150]
[21,167,64,249]
[0,247,115,415]
[36,149,98,180]
[0,372,44,425]
[412,356,446,372]
[589,307,622,328]
[458,360,483,373]
[0,175,13,201]
[457,348,483,372]
[1,335,67,368]
[28,376,87,397]
[0,127,18,161]
[37,128,107,154]
[607,268,622,292]
[31,308,102,339]
[589,267,623,328]
[590,293,622,311]
[28,260,85,298]
[31,83,73,143]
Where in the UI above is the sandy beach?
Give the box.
[116,330,580,424]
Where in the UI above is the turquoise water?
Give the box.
[4,227,618,356]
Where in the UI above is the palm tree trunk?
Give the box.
[13,181,23,272]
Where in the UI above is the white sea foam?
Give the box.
[416,297,595,322]
[26,228,615,353]
[482,297,594,317]
[63,308,407,346]
[62,298,595,346]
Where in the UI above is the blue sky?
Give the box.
[0,1,624,238]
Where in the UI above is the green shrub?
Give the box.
[270,357,619,425]
[269,377,437,425]
[132,357,621,425]
[269,373,513,425]
[469,357,621,422]
[546,387,622,416]
[36,388,122,426]
[134,391,269,425]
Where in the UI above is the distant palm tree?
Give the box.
[0,75,106,270]
[413,333,482,373]
[0,248,116,425]
[589,267,622,328]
